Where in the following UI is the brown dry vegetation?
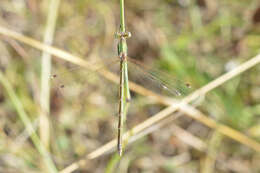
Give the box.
[0,0,260,173]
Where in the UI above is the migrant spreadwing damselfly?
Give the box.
[51,0,191,156]
[116,30,131,156]
[50,54,192,155]
[117,0,131,156]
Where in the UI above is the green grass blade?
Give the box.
[0,71,58,173]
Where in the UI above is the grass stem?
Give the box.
[40,0,60,148]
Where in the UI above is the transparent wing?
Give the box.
[50,57,120,96]
[50,57,121,117]
[127,57,192,98]
[50,56,192,104]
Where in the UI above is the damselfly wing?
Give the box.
[50,56,192,100]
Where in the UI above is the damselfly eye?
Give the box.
[125,31,131,38]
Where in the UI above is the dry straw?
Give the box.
[40,0,60,150]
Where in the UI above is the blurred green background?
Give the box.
[0,0,260,172]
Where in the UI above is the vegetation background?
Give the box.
[0,0,260,172]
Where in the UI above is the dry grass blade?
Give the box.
[40,0,60,149]
[180,104,260,152]
[171,124,207,151]
[0,26,260,172]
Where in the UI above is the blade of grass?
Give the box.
[40,0,60,149]
[105,153,121,173]
[171,124,207,151]
[0,71,58,173]
[180,104,260,152]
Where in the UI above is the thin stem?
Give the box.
[120,0,125,32]
[40,0,60,149]
[118,0,128,56]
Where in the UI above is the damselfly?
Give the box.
[50,53,192,155]
[50,0,193,155]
